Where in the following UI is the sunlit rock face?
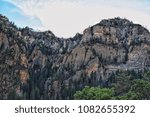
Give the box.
[0,15,150,99]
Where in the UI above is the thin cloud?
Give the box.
[5,0,150,38]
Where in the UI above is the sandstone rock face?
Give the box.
[0,15,150,99]
[19,69,29,83]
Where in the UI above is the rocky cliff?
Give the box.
[0,15,150,99]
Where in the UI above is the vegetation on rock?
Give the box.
[0,14,150,100]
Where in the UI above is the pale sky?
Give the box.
[0,0,150,38]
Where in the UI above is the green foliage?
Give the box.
[74,86,114,100]
[116,79,150,100]
[74,71,150,100]
[115,91,139,100]
[143,71,150,81]
[130,79,150,99]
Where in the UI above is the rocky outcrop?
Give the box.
[0,14,150,99]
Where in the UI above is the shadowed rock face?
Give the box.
[0,15,150,99]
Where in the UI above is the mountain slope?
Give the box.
[0,15,150,99]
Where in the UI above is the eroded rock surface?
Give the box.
[0,15,150,99]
